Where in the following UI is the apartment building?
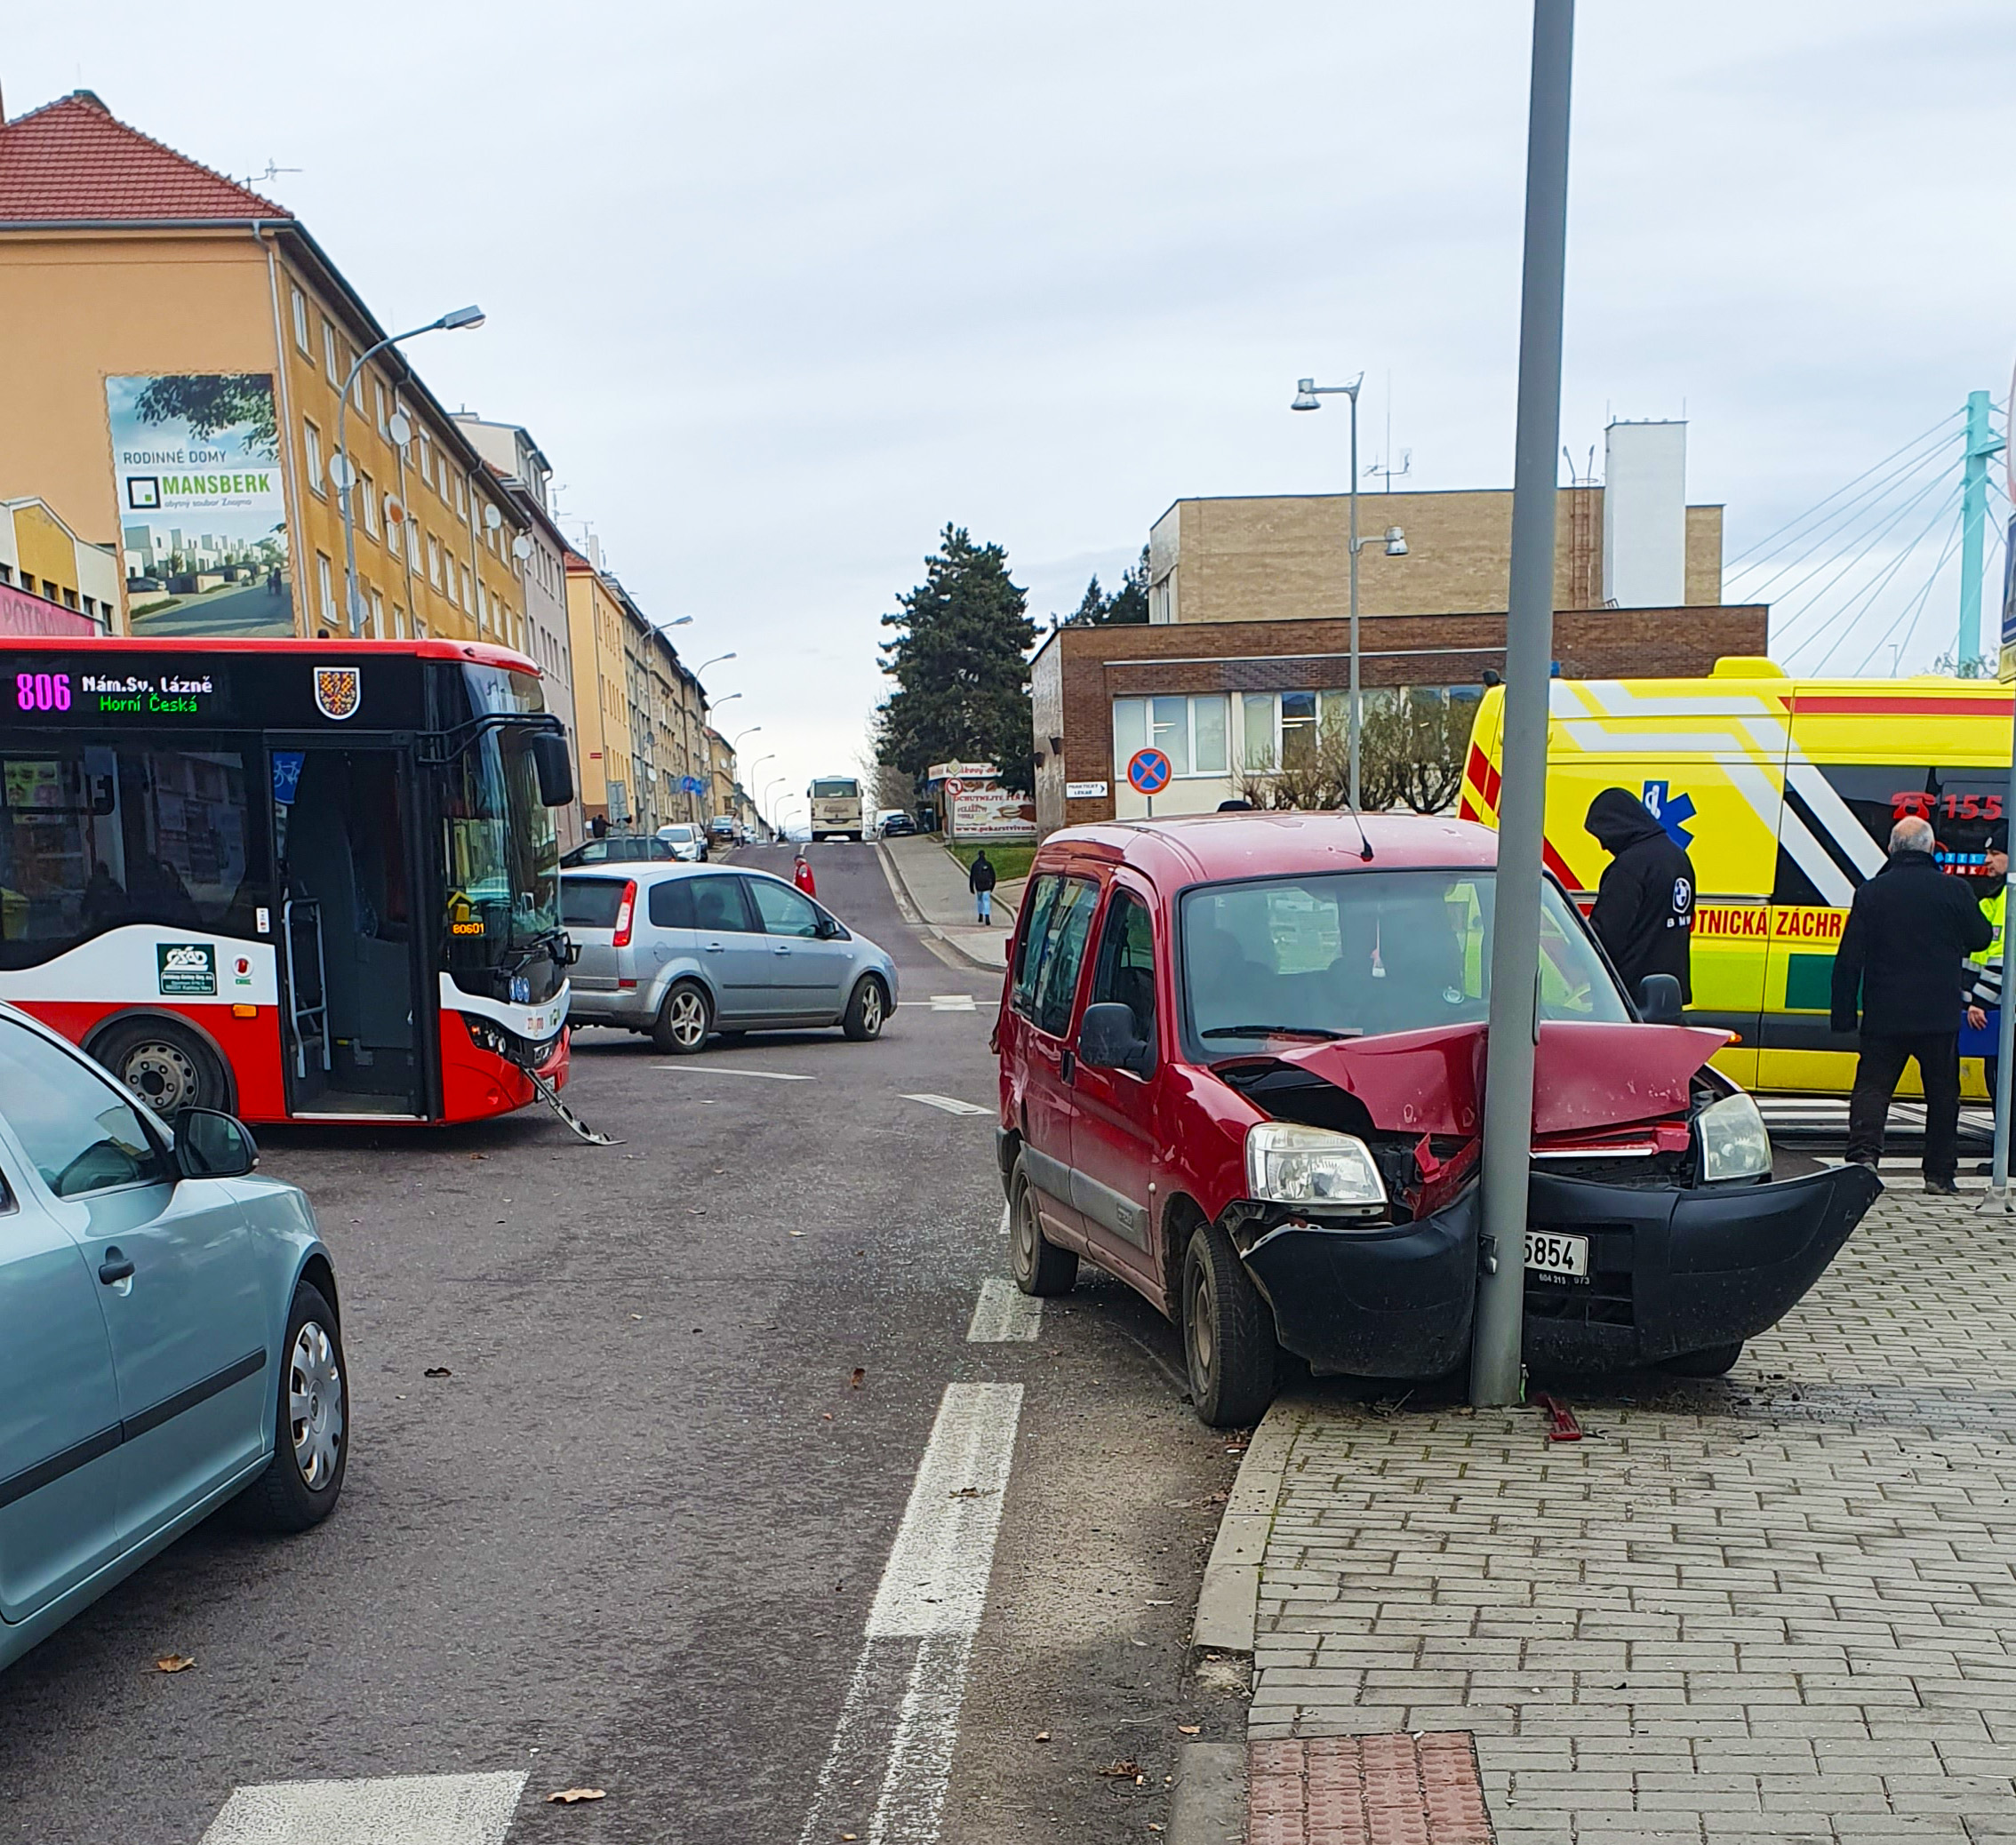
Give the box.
[0,497,120,635]
[0,89,530,641]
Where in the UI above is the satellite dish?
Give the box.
[484,503,503,532]
[511,533,533,561]
[387,410,412,445]
[384,495,404,525]
[327,452,356,492]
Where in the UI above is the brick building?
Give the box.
[1028,602,1768,835]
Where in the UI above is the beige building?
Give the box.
[0,497,121,634]
[0,90,530,643]
[1149,425,1722,627]
[564,553,638,827]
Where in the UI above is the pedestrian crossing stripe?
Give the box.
[199,1771,527,1844]
[902,1092,991,1116]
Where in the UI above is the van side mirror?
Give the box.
[531,731,574,807]
[1636,973,1684,1026]
[175,1108,259,1179]
[1080,1002,1151,1075]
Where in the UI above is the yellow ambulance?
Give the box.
[1461,659,2012,1098]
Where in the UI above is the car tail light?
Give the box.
[612,879,637,948]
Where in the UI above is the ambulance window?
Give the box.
[1772,764,2005,907]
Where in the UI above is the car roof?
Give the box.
[1033,812,1501,886]
[562,861,789,885]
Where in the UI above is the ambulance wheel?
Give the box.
[1660,1341,1743,1378]
[93,1017,232,1118]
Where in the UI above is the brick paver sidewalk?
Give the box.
[1244,1190,2016,1843]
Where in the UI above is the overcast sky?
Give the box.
[16,2,2016,812]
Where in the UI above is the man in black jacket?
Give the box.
[1831,814,1994,1194]
[968,849,998,925]
[1584,787,1696,1002]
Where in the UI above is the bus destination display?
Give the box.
[14,666,221,718]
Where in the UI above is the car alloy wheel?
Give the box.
[859,981,884,1036]
[118,1037,204,1114]
[665,988,708,1050]
[288,1319,345,1493]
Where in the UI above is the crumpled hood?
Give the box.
[1260,1019,1730,1138]
[1585,787,1668,853]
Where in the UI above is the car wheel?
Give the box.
[1182,1219,1277,1428]
[1009,1158,1077,1297]
[652,980,713,1054]
[1659,1340,1743,1378]
[842,975,888,1042]
[236,1281,347,1533]
[92,1017,230,1116]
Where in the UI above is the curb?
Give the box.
[1191,1395,1309,1655]
[1168,1741,1246,1845]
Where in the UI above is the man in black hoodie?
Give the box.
[1832,813,1993,1194]
[1584,787,1696,1002]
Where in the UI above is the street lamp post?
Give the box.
[335,305,484,638]
[1290,377,1408,810]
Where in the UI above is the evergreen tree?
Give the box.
[1062,545,1151,626]
[879,525,1037,794]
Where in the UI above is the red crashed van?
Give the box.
[991,812,1878,1426]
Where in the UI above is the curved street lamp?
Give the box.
[335,305,484,636]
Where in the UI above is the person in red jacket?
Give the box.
[792,850,817,898]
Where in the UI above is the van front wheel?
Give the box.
[1183,1220,1277,1428]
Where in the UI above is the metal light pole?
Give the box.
[1291,378,1407,809]
[1471,0,1577,1408]
[335,305,484,637]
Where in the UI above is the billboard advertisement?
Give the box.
[107,373,294,638]
[948,783,1036,841]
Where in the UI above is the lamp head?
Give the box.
[437,305,485,331]
[1383,526,1409,557]
[1291,379,1321,411]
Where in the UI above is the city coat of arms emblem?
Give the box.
[314,666,361,721]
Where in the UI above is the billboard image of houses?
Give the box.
[107,373,294,636]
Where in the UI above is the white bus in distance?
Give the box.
[808,776,865,842]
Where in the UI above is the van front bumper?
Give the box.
[1236,1163,1878,1379]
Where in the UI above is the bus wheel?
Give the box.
[94,1018,228,1116]
[652,981,712,1055]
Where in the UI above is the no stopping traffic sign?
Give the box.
[1127,747,1172,795]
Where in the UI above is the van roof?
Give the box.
[1036,812,1499,885]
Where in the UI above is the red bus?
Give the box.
[1,636,575,1125]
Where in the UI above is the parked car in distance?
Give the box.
[561,863,899,1051]
[709,816,738,849]
[879,811,917,838]
[993,812,1881,1426]
[656,822,707,863]
[560,835,676,867]
[0,1002,347,1673]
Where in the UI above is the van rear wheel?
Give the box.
[1183,1220,1277,1428]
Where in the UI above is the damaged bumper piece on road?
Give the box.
[1234,1162,1881,1380]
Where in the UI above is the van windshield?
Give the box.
[1180,869,1628,1050]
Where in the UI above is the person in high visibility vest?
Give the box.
[1964,824,2007,1143]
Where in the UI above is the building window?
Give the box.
[316,553,336,628]
[292,287,310,353]
[303,419,325,495]
[460,564,471,611]
[370,587,385,638]
[1241,690,1344,772]
[322,318,340,383]
[452,475,467,521]
[408,520,422,570]
[1111,694,1229,779]
[0,563,12,585]
[393,603,407,638]
[62,587,78,610]
[427,534,443,589]
[418,434,432,485]
[374,380,388,435]
[360,471,379,537]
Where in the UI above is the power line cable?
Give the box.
[1769,467,1965,653]
[1851,504,1967,676]
[1804,480,1967,673]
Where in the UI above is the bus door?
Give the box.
[271,744,425,1119]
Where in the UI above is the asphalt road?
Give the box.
[0,841,1244,1844]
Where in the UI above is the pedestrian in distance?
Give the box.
[793,849,817,899]
[1964,822,2007,1162]
[1832,813,1993,1194]
[1583,787,1696,1003]
[968,848,997,924]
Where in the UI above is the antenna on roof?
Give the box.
[244,160,302,185]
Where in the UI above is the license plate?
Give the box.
[1524,1230,1588,1280]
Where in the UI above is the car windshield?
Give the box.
[1180,868,1628,1050]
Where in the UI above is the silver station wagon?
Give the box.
[561,864,899,1052]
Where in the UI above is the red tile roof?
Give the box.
[0,91,290,223]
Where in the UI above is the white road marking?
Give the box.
[900,1093,991,1116]
[200,1771,527,1845]
[998,1202,1011,1237]
[652,1066,816,1081]
[966,1277,1041,1342]
[797,1384,1022,1845]
[929,994,977,1012]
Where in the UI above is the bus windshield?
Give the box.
[442,724,561,977]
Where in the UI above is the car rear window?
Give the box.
[562,878,629,930]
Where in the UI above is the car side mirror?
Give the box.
[531,731,574,808]
[1637,972,1684,1026]
[175,1108,259,1179]
[1080,1002,1151,1075]
[817,915,847,941]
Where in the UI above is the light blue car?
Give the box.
[0,1002,346,1673]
